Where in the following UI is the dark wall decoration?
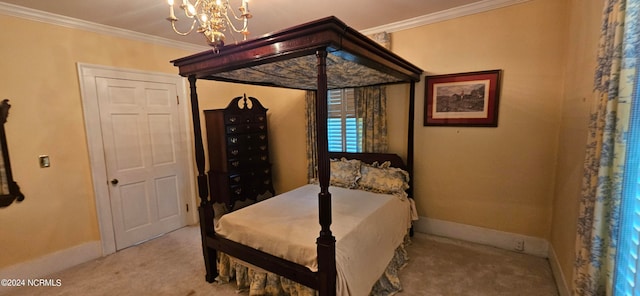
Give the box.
[0,99,24,208]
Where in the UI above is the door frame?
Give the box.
[77,63,197,256]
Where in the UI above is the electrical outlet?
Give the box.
[514,239,525,252]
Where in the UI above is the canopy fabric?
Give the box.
[171,16,423,90]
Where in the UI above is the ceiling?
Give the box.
[0,0,487,47]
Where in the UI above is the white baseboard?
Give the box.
[0,241,101,294]
[548,244,571,296]
[0,220,569,295]
[413,216,549,257]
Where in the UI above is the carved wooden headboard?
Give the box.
[328,152,406,171]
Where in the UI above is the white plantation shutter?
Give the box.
[327,89,362,152]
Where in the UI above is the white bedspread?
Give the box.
[215,184,412,296]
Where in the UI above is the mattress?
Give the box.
[215,184,412,295]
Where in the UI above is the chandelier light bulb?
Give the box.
[187,4,196,15]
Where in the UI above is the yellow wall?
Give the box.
[392,0,604,290]
[393,0,568,238]
[0,15,307,268]
[551,0,603,290]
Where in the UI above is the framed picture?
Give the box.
[424,69,502,127]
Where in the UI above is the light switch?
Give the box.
[39,155,50,168]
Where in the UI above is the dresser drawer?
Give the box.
[226,132,268,148]
[228,168,273,188]
[224,114,245,125]
[224,113,266,125]
[227,145,268,158]
[226,123,267,134]
[227,153,270,171]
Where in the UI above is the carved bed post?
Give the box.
[407,81,416,237]
[315,49,337,296]
[407,81,415,197]
[188,75,218,283]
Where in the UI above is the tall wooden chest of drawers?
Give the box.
[204,95,275,210]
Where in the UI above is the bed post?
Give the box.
[407,81,415,197]
[407,81,416,237]
[315,49,337,296]
[188,75,218,283]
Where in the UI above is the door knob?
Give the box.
[110,179,119,185]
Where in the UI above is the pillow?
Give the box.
[358,162,410,195]
[329,158,361,188]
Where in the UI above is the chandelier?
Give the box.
[166,0,252,48]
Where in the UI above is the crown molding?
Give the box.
[0,2,208,53]
[360,0,531,35]
[0,0,529,50]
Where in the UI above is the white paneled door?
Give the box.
[96,77,187,250]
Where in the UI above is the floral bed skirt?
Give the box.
[216,235,411,296]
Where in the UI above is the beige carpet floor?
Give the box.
[1,225,559,296]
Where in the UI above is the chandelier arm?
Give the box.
[224,13,249,33]
[226,5,246,21]
[171,19,199,36]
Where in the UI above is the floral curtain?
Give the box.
[573,0,640,295]
[355,86,389,152]
[305,91,318,182]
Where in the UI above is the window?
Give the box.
[327,89,362,152]
[614,73,640,296]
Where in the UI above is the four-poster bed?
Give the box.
[170,16,423,296]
